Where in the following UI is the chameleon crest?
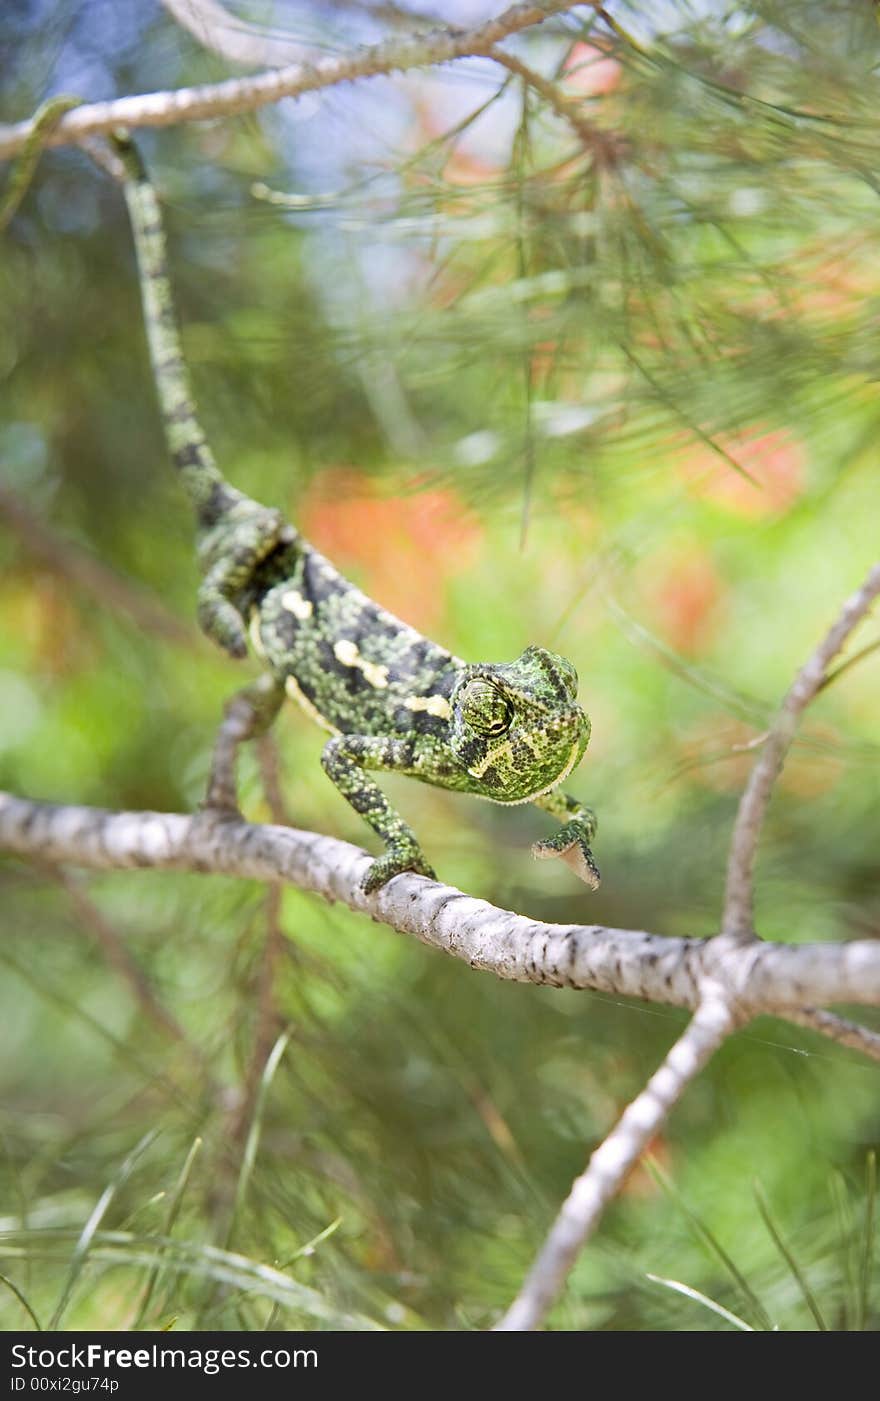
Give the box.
[111,134,600,894]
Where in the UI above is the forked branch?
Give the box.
[0,2,593,161]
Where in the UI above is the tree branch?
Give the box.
[3,791,880,1017]
[163,0,447,67]
[784,1006,880,1063]
[722,562,880,939]
[0,2,592,161]
[489,49,618,162]
[496,993,737,1329]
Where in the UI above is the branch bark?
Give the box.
[0,2,592,161]
[3,791,880,1016]
[784,1006,880,1062]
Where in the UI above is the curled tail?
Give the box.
[112,132,286,658]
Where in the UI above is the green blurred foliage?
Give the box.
[0,0,878,1331]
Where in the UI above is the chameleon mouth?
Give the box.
[523,737,583,802]
[486,737,584,807]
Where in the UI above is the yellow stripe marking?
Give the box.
[280,588,313,620]
[468,738,513,779]
[248,608,266,659]
[404,694,452,720]
[284,675,339,735]
[333,639,389,689]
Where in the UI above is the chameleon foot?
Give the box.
[361,845,437,894]
[532,825,601,890]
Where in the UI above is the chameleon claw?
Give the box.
[532,835,601,891]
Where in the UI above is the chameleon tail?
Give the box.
[110,131,237,530]
[112,132,286,659]
[0,95,82,235]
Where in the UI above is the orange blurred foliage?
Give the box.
[561,41,622,98]
[676,427,807,519]
[643,544,725,655]
[298,468,483,632]
[672,717,762,794]
[673,716,843,798]
[407,93,502,188]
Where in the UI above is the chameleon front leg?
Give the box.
[321,735,436,892]
[204,673,286,813]
[531,790,600,890]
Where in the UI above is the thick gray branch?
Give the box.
[723,562,880,938]
[0,2,589,161]
[3,792,880,1017]
[497,995,737,1329]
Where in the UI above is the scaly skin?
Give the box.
[112,133,600,893]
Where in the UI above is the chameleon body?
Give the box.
[113,135,600,893]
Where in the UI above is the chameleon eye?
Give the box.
[459,680,513,737]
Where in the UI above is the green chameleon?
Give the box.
[111,134,599,894]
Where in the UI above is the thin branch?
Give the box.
[819,635,880,693]
[44,863,193,1047]
[723,561,880,939]
[490,49,619,162]
[784,1006,880,1064]
[496,994,738,1329]
[163,0,447,67]
[161,0,308,68]
[3,791,880,1016]
[0,2,592,161]
[319,0,448,29]
[0,487,194,645]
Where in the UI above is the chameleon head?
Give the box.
[449,645,591,804]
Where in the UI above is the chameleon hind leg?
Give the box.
[531,790,600,890]
[204,673,286,813]
[196,499,287,659]
[321,735,436,892]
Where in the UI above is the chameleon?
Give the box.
[110,133,600,895]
